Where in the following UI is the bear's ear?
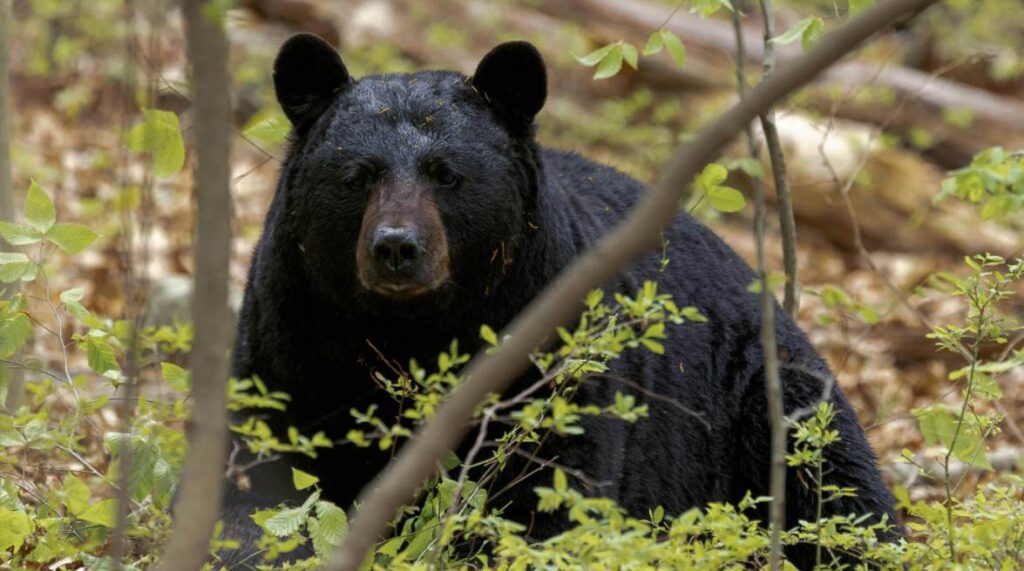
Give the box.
[273,33,351,132]
[471,41,547,132]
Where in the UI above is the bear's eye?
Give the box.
[429,162,461,188]
[346,163,385,190]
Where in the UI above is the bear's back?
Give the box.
[540,146,764,322]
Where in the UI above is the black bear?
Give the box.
[224,33,898,566]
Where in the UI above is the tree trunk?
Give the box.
[0,0,25,413]
[154,1,233,569]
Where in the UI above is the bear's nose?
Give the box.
[371,226,423,274]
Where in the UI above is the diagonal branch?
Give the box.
[325,1,940,568]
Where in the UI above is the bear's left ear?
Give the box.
[471,41,547,131]
[273,33,352,133]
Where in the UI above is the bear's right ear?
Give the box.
[273,34,351,132]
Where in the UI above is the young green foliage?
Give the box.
[937,147,1024,221]
[126,109,186,178]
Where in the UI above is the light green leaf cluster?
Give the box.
[575,41,638,80]
[695,163,746,213]
[575,30,688,81]
[810,284,880,326]
[0,181,99,282]
[126,109,186,178]
[937,147,1024,221]
[247,480,348,564]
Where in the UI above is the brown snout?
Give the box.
[356,184,450,298]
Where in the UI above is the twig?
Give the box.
[324,1,941,569]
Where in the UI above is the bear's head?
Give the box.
[271,34,547,317]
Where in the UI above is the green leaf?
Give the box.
[698,163,728,188]
[553,468,567,493]
[659,30,687,67]
[621,42,639,70]
[61,476,92,515]
[651,505,665,525]
[403,528,434,560]
[85,336,119,375]
[772,17,821,49]
[0,508,32,552]
[640,338,666,355]
[24,180,56,233]
[442,451,462,470]
[292,467,320,491]
[800,17,824,51]
[0,314,31,358]
[61,287,94,323]
[690,0,733,17]
[0,221,43,246]
[644,322,666,339]
[263,506,307,537]
[643,31,664,56]
[0,252,35,283]
[479,324,498,346]
[980,196,1010,220]
[593,46,624,80]
[310,501,348,557]
[79,499,118,527]
[575,44,617,67]
[161,362,190,392]
[242,112,292,146]
[127,109,186,178]
[706,186,746,213]
[46,223,98,254]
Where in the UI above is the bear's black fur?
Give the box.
[224,34,898,567]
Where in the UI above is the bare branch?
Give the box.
[154,1,233,569]
[324,2,940,569]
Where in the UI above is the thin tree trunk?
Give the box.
[154,1,233,569]
[731,4,785,568]
[0,0,11,236]
[325,1,940,569]
[0,0,25,413]
[756,0,798,318]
